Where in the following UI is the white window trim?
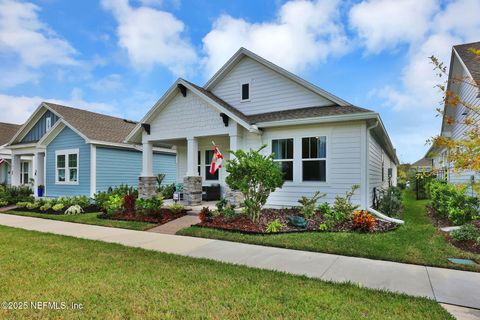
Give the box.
[20,161,29,185]
[46,117,52,132]
[301,136,328,183]
[240,80,251,102]
[55,148,79,185]
[271,138,294,182]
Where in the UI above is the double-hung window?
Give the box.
[302,136,326,182]
[272,139,293,181]
[56,149,79,184]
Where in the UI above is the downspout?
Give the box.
[365,119,405,224]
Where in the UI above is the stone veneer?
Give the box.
[183,176,202,206]
[138,176,157,199]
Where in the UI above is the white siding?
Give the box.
[211,56,333,115]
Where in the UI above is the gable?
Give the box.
[210,56,336,116]
[149,91,232,140]
[21,110,60,143]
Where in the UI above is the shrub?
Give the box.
[64,205,84,215]
[225,146,284,222]
[104,195,123,214]
[215,198,228,212]
[451,224,480,241]
[298,191,325,219]
[0,185,33,204]
[169,203,185,214]
[136,195,163,215]
[222,206,237,219]
[319,223,328,231]
[427,180,479,225]
[265,219,283,233]
[52,203,65,212]
[378,186,403,217]
[160,183,175,199]
[94,185,138,209]
[332,185,360,222]
[0,200,7,207]
[16,202,30,208]
[122,194,136,213]
[26,202,40,210]
[317,202,331,215]
[199,207,212,222]
[40,203,52,212]
[352,210,376,232]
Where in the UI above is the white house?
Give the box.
[126,48,398,209]
[427,41,480,187]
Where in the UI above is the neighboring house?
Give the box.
[0,122,22,185]
[6,102,176,198]
[411,158,433,173]
[427,41,480,186]
[126,48,398,208]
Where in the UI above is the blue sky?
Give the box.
[0,0,479,163]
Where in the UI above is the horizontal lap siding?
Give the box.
[264,123,363,208]
[96,147,176,192]
[211,57,332,115]
[46,127,90,197]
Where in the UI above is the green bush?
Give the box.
[265,219,283,233]
[0,200,7,207]
[0,185,33,204]
[451,224,480,241]
[427,180,479,225]
[378,186,403,217]
[94,185,138,209]
[168,203,185,214]
[40,203,52,212]
[225,146,284,222]
[16,202,30,208]
[104,195,123,214]
[298,191,325,219]
[26,202,40,210]
[52,203,65,212]
[332,185,360,223]
[136,196,163,215]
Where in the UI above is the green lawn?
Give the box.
[178,191,480,272]
[0,226,452,319]
[2,211,156,231]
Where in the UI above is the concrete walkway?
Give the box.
[0,213,479,310]
[148,214,200,234]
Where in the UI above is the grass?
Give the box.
[178,191,480,272]
[1,211,156,231]
[0,226,452,319]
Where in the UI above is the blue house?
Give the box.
[6,102,176,197]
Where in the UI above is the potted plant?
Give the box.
[38,185,45,197]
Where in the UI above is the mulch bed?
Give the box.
[13,205,100,215]
[445,233,480,254]
[195,208,398,235]
[426,205,455,228]
[98,209,187,224]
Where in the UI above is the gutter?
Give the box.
[255,112,378,128]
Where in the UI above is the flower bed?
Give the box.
[98,208,187,224]
[195,208,398,235]
[13,204,100,215]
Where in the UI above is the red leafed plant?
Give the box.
[352,210,376,232]
[199,207,212,222]
[122,193,136,213]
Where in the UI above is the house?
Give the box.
[411,158,433,173]
[6,102,176,198]
[126,48,398,209]
[427,41,480,186]
[0,122,22,185]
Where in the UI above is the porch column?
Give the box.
[34,152,45,198]
[226,133,244,206]
[10,154,21,186]
[229,134,239,156]
[184,137,202,205]
[139,141,156,199]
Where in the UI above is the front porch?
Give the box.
[9,145,45,197]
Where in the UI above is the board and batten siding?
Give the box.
[210,56,333,116]
[259,122,364,207]
[95,147,176,192]
[22,110,59,143]
[45,126,90,197]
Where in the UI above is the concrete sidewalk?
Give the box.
[0,213,479,310]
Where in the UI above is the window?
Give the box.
[302,136,326,182]
[205,150,219,180]
[272,139,293,181]
[46,117,52,131]
[20,161,29,185]
[241,82,250,101]
[56,149,79,184]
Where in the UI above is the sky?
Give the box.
[0,0,479,163]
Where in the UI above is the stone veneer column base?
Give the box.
[224,187,244,207]
[183,176,202,206]
[139,176,157,199]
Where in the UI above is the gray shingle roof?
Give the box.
[183,80,373,126]
[0,122,21,146]
[44,102,137,144]
[412,158,432,167]
[454,41,480,86]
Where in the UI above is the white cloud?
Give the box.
[0,0,77,68]
[0,90,119,124]
[202,0,348,76]
[349,0,439,53]
[101,0,197,75]
[89,74,124,92]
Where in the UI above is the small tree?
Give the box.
[225,145,284,222]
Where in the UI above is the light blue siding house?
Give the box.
[6,102,176,197]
